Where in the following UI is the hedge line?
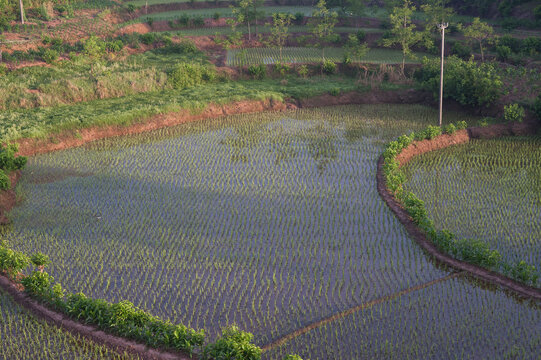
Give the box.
[382,124,539,287]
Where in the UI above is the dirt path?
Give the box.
[261,272,464,352]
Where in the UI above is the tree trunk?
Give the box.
[479,41,484,62]
[248,22,251,41]
[19,0,25,24]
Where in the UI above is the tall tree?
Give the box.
[421,0,454,34]
[251,0,264,37]
[461,17,494,62]
[383,0,430,73]
[268,13,294,63]
[231,0,256,41]
[310,0,338,61]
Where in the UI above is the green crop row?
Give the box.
[382,124,540,287]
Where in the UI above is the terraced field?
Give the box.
[0,289,138,360]
[2,105,541,358]
[402,136,541,266]
[226,47,433,66]
[171,26,382,37]
[138,6,314,22]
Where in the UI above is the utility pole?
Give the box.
[19,0,25,24]
[437,22,448,127]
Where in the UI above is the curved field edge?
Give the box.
[0,275,179,360]
[376,120,541,300]
[13,87,430,157]
[0,91,430,360]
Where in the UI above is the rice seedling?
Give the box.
[226,47,433,66]
[0,289,139,359]
[171,26,381,37]
[402,136,541,267]
[137,6,315,23]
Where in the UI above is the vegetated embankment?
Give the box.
[376,120,541,301]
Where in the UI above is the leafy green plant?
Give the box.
[21,271,54,297]
[0,245,30,278]
[203,325,262,360]
[168,63,216,90]
[297,64,308,78]
[443,123,456,134]
[42,49,59,64]
[0,143,27,176]
[415,56,502,107]
[532,95,541,124]
[248,64,266,80]
[504,103,525,123]
[322,59,336,74]
[30,252,51,269]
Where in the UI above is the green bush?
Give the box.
[297,65,308,78]
[203,325,262,360]
[168,63,216,90]
[452,238,502,269]
[415,56,502,107]
[31,252,51,268]
[401,191,428,225]
[192,16,204,27]
[66,293,205,354]
[356,29,366,43]
[294,12,304,24]
[179,14,190,26]
[248,64,266,80]
[274,62,290,77]
[21,271,54,297]
[495,45,511,62]
[0,63,8,76]
[0,171,9,190]
[534,5,541,21]
[505,261,539,286]
[42,49,59,64]
[0,143,27,173]
[532,95,541,124]
[322,60,336,75]
[451,42,472,60]
[0,245,30,278]
[213,12,220,20]
[443,123,456,134]
[504,103,525,123]
[329,88,340,96]
[455,120,468,130]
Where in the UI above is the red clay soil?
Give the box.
[395,129,470,165]
[376,122,541,301]
[15,98,294,157]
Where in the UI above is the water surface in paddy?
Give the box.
[4,105,541,359]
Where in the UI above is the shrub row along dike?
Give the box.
[0,89,429,360]
[377,120,541,301]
